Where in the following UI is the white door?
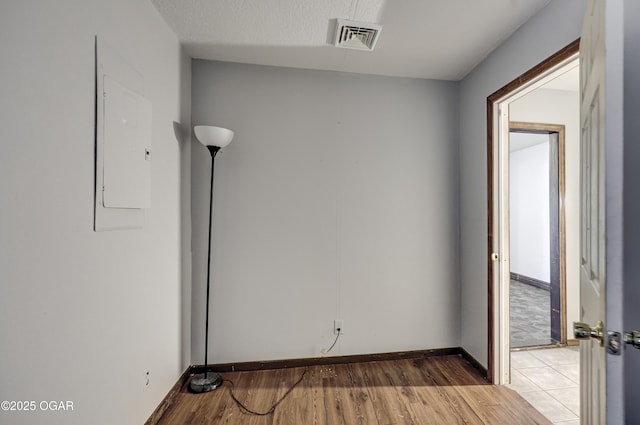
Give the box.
[578,0,624,424]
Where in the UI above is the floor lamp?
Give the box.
[190,125,234,393]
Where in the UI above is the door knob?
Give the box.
[624,331,640,349]
[574,321,604,346]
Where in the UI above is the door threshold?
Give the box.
[510,343,564,352]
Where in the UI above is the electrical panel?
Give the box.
[102,76,152,209]
[94,37,152,231]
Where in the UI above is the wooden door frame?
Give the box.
[486,39,579,383]
[509,122,567,346]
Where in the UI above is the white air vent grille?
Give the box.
[334,19,382,51]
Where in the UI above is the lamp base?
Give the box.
[189,372,223,393]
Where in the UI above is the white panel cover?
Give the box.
[102,75,152,209]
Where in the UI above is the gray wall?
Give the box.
[624,0,640,420]
[0,1,190,424]
[191,61,460,363]
[458,0,586,366]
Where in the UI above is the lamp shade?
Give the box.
[194,125,234,148]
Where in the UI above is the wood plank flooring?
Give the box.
[155,355,550,425]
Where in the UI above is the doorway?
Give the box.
[486,39,580,386]
[487,43,581,422]
[509,124,565,349]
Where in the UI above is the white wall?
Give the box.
[191,61,460,363]
[0,1,190,424]
[510,88,581,336]
[510,138,551,282]
[459,0,586,366]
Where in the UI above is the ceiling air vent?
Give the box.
[333,19,382,51]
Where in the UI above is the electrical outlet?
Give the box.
[334,319,344,335]
[144,370,150,388]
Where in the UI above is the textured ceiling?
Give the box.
[151,0,552,80]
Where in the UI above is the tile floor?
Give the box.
[508,346,580,424]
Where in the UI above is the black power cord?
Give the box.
[325,328,341,354]
[224,329,341,416]
[224,368,307,416]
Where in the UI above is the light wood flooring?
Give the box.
[155,355,550,425]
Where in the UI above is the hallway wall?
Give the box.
[510,138,551,283]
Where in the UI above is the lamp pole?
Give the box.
[203,146,219,382]
[190,125,233,393]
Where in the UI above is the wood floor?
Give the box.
[155,355,550,425]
